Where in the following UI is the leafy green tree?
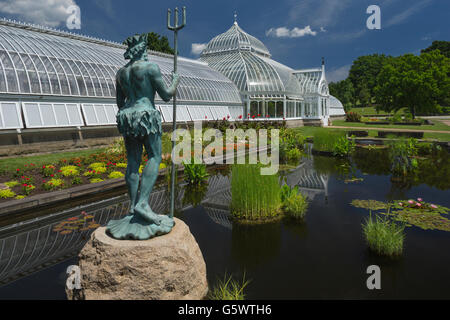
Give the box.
[348,54,390,105]
[374,51,450,118]
[123,32,174,55]
[329,78,355,111]
[421,40,450,58]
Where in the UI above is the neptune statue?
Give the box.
[106,34,179,240]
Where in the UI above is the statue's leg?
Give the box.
[134,132,164,224]
[124,136,143,214]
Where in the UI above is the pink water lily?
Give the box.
[408,200,414,204]
[431,204,438,209]
[417,198,423,202]
[417,203,422,207]
[399,203,403,206]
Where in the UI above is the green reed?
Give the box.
[231,164,282,221]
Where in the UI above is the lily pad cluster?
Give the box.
[351,198,450,232]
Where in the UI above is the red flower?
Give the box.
[50,174,54,177]
[252,115,255,119]
[16,169,20,172]
[22,183,28,187]
[238,115,243,119]
[43,165,46,169]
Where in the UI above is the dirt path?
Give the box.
[328,126,450,134]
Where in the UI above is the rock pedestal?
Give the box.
[67,218,208,300]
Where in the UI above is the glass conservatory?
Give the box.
[0,18,243,131]
[200,21,345,122]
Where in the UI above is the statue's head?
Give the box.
[124,34,148,60]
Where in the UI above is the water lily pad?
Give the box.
[351,199,388,211]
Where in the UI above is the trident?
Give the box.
[167,7,186,219]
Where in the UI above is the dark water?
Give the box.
[0,150,449,299]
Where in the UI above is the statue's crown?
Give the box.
[125,34,147,48]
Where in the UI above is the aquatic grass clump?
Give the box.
[231,164,282,222]
[363,215,405,256]
[313,130,347,154]
[184,163,209,185]
[208,273,250,300]
[280,185,308,219]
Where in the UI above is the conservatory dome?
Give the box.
[200,22,303,98]
[201,22,271,58]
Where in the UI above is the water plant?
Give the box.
[332,135,355,157]
[388,138,419,178]
[208,273,250,300]
[184,163,209,185]
[231,164,282,222]
[362,214,405,257]
[286,148,302,162]
[313,130,348,154]
[281,185,308,219]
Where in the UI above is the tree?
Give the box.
[329,78,355,111]
[374,51,450,118]
[123,32,175,55]
[348,54,390,105]
[421,40,450,58]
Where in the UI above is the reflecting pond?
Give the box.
[0,149,449,299]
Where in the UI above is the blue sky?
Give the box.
[0,0,448,82]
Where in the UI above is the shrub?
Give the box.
[60,165,80,177]
[208,273,250,300]
[42,178,64,191]
[71,177,83,185]
[15,195,26,200]
[108,171,125,179]
[363,215,405,256]
[0,189,16,199]
[21,183,35,196]
[184,163,209,185]
[116,162,127,168]
[41,165,56,177]
[231,164,282,221]
[4,181,19,188]
[89,162,107,170]
[90,178,104,184]
[345,112,361,122]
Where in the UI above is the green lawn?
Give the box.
[0,147,107,174]
[331,119,450,132]
[293,126,450,142]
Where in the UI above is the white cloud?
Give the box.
[191,43,207,55]
[0,0,77,27]
[266,25,318,38]
[327,65,351,83]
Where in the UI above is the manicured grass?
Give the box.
[0,147,107,174]
[332,119,450,132]
[363,215,405,257]
[347,106,409,116]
